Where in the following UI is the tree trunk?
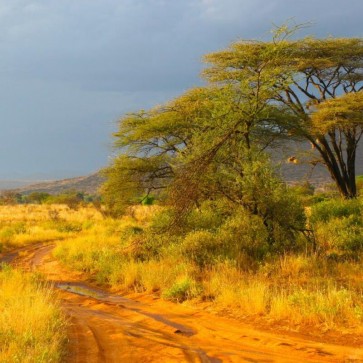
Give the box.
[311,134,357,199]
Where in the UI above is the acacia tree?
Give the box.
[101,88,212,214]
[103,78,306,245]
[203,29,363,198]
[103,80,287,214]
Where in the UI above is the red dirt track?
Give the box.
[2,243,363,363]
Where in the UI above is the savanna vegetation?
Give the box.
[1,23,363,359]
[52,192,363,335]
[0,206,101,362]
[0,204,102,253]
[92,24,363,334]
[0,265,67,362]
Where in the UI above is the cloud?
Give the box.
[0,0,361,178]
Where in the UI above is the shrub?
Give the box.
[162,277,200,302]
[141,195,155,205]
[184,200,230,232]
[218,212,269,262]
[310,199,362,224]
[125,233,167,261]
[54,221,83,233]
[315,216,363,255]
[181,230,222,267]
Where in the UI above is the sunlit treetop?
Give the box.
[312,91,363,132]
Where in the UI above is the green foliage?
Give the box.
[100,24,363,279]
[218,213,269,261]
[126,233,167,261]
[181,231,223,267]
[311,91,363,132]
[141,195,155,205]
[203,27,363,198]
[101,156,147,216]
[183,200,231,232]
[162,277,200,302]
[24,192,51,204]
[119,224,144,240]
[310,199,362,224]
[45,191,85,210]
[149,208,175,230]
[311,199,363,255]
[290,182,315,203]
[0,223,27,245]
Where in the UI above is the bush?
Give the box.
[162,277,200,302]
[315,216,363,255]
[184,200,230,232]
[181,231,222,267]
[45,192,85,210]
[218,212,269,262]
[125,233,167,261]
[0,223,27,245]
[141,195,155,205]
[311,199,363,255]
[57,222,83,233]
[310,199,362,224]
[25,192,51,204]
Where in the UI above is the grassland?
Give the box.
[0,266,67,362]
[0,204,102,362]
[0,204,103,252]
[1,192,363,355]
[49,197,363,337]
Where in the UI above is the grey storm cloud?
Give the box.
[0,0,362,179]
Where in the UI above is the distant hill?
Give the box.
[0,180,46,190]
[11,173,104,195]
[2,140,363,197]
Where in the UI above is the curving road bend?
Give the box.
[1,243,363,363]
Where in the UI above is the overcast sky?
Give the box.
[0,0,362,179]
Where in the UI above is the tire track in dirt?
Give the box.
[2,243,363,363]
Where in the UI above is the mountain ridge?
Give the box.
[3,173,104,195]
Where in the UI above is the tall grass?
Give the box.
[3,200,360,335]
[0,204,103,251]
[0,266,68,362]
[52,205,363,333]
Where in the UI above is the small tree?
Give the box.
[0,191,22,205]
[25,192,50,204]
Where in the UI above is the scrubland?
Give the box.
[49,191,363,337]
[2,188,363,357]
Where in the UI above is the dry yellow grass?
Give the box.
[4,204,363,335]
[0,266,68,362]
[0,204,103,251]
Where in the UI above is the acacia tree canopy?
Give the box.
[203,30,363,198]
[104,24,363,226]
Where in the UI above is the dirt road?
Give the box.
[2,243,363,363]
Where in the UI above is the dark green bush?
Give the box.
[141,195,155,205]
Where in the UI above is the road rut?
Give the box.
[2,243,363,363]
